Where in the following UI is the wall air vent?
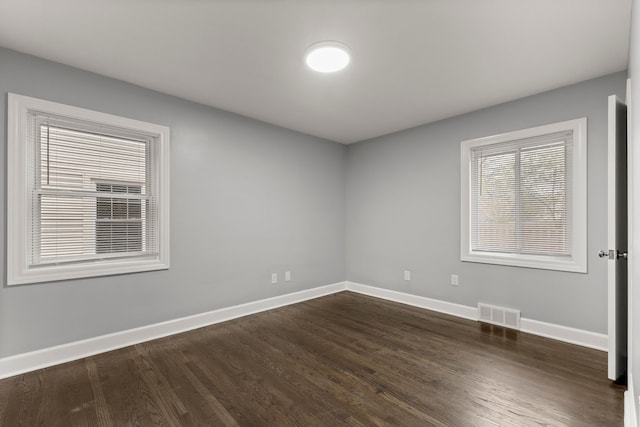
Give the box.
[478,303,521,330]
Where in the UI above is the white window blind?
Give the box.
[470,131,572,257]
[31,118,157,265]
[8,93,170,285]
[460,118,587,273]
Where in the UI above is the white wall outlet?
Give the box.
[285,271,291,282]
[451,274,459,286]
[404,270,411,281]
[271,273,278,284]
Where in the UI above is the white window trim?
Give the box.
[7,93,170,285]
[460,118,587,273]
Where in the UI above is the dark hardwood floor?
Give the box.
[0,291,624,426]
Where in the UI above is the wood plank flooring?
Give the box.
[0,291,624,426]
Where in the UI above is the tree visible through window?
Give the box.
[474,142,568,256]
[461,119,586,273]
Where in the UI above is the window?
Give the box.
[8,94,170,285]
[460,118,587,272]
[96,183,143,254]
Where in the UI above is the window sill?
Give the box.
[461,251,587,273]
[8,257,169,286]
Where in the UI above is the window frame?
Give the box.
[7,93,170,285]
[460,118,587,273]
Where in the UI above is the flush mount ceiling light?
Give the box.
[305,41,351,73]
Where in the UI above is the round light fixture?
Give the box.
[305,41,351,73]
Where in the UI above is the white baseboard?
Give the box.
[0,281,347,380]
[345,281,478,320]
[0,280,608,380]
[344,281,608,352]
[520,318,607,351]
[626,373,638,427]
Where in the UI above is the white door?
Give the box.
[605,94,628,382]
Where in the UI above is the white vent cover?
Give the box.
[478,303,521,330]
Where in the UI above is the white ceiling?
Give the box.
[0,0,632,144]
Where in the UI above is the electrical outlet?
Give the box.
[451,274,459,286]
[271,273,278,284]
[404,270,411,281]
[285,271,291,282]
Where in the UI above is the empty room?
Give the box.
[1,0,640,425]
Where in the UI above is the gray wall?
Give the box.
[0,47,346,357]
[346,71,627,334]
[628,0,640,414]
